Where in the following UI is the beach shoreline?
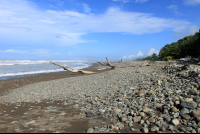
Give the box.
[0,62,110,95]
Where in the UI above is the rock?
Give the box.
[171,118,179,125]
[129,128,135,131]
[181,114,191,120]
[179,127,186,132]
[181,101,197,109]
[140,112,145,117]
[98,128,106,132]
[141,127,149,133]
[86,112,94,117]
[142,116,148,121]
[140,120,144,125]
[192,110,200,117]
[189,89,197,95]
[148,117,156,123]
[163,109,168,114]
[86,128,94,133]
[149,124,159,132]
[143,107,154,113]
[133,116,141,123]
[128,122,133,127]
[165,117,171,123]
[196,116,200,122]
[170,107,178,112]
[180,108,190,115]
[116,109,121,113]
[198,122,200,127]
[26,120,36,125]
[119,116,127,122]
[175,90,181,94]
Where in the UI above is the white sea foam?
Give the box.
[0,69,64,77]
[0,60,95,66]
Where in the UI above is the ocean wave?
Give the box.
[0,69,64,77]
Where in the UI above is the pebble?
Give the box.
[1,61,200,133]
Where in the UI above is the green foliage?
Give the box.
[162,57,168,61]
[185,55,191,58]
[158,32,200,60]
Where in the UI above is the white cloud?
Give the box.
[166,5,183,16]
[0,0,190,47]
[0,49,27,53]
[135,0,148,3]
[167,5,178,10]
[173,25,200,39]
[183,0,200,5]
[146,48,159,56]
[137,51,143,57]
[112,0,132,3]
[82,3,91,13]
[123,51,143,59]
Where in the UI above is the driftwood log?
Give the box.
[50,61,96,74]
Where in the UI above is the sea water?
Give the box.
[0,60,102,80]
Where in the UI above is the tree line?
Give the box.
[134,30,200,61]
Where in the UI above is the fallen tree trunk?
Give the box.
[106,57,134,69]
[50,61,96,74]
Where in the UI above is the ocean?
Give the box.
[0,60,102,80]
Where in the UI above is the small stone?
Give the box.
[179,127,186,132]
[86,128,94,133]
[181,114,191,120]
[171,118,179,125]
[198,122,200,127]
[180,108,190,115]
[133,116,141,123]
[140,120,144,125]
[26,120,36,125]
[141,127,149,133]
[181,101,197,109]
[130,128,135,131]
[170,107,178,112]
[142,116,148,121]
[148,117,156,123]
[192,110,200,117]
[161,127,166,131]
[150,126,159,132]
[196,116,200,122]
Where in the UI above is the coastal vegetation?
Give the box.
[134,30,200,61]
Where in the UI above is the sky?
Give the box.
[0,0,200,61]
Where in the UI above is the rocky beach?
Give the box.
[0,60,200,133]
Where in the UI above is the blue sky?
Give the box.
[0,0,200,61]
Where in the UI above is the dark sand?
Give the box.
[0,62,143,133]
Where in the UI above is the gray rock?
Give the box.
[86,128,94,133]
[181,114,191,120]
[98,128,107,132]
[186,127,193,132]
[141,127,149,133]
[196,116,200,122]
[119,116,127,122]
[179,127,186,132]
[180,108,190,115]
[165,116,171,123]
[133,116,141,123]
[181,101,197,109]
[192,129,197,133]
[171,118,179,125]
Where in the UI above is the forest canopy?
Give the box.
[134,30,200,61]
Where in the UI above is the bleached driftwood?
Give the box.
[142,60,150,67]
[106,57,134,69]
[50,61,96,74]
